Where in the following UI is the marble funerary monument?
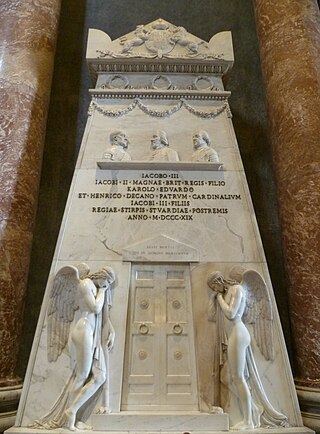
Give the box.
[8,19,311,434]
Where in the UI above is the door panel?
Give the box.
[133,287,155,323]
[121,264,198,411]
[167,288,187,323]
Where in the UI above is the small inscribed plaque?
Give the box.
[122,235,199,262]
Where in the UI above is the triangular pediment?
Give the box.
[122,234,199,262]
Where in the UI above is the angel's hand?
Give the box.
[98,285,107,291]
[107,331,115,351]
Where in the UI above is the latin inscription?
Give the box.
[77,172,241,221]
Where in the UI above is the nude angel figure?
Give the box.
[207,269,288,430]
[33,264,116,431]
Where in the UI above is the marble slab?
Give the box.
[92,413,229,431]
[97,161,224,171]
[80,102,240,171]
[7,429,314,434]
[51,168,262,264]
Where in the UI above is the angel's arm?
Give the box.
[217,285,243,320]
[101,294,115,350]
[208,291,217,322]
[106,318,115,351]
[79,280,106,314]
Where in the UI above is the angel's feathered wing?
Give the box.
[242,270,274,361]
[47,264,89,362]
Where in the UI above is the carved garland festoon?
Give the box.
[88,98,230,119]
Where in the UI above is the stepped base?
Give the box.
[5,426,315,434]
[92,412,228,431]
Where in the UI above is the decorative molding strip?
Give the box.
[225,102,232,118]
[88,62,229,79]
[88,98,228,119]
[89,88,231,101]
[96,63,226,74]
[96,49,222,61]
[98,83,223,92]
[97,161,223,171]
[296,385,320,432]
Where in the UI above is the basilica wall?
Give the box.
[1,0,319,432]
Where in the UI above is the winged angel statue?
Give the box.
[207,268,289,430]
[32,264,116,431]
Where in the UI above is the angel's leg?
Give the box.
[66,348,106,429]
[65,320,94,430]
[97,310,114,414]
[228,323,253,430]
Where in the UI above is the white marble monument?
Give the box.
[8,19,313,434]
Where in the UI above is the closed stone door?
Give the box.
[121,263,199,411]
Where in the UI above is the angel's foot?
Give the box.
[75,421,92,430]
[96,406,111,414]
[65,408,76,431]
[209,406,224,414]
[231,420,254,430]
